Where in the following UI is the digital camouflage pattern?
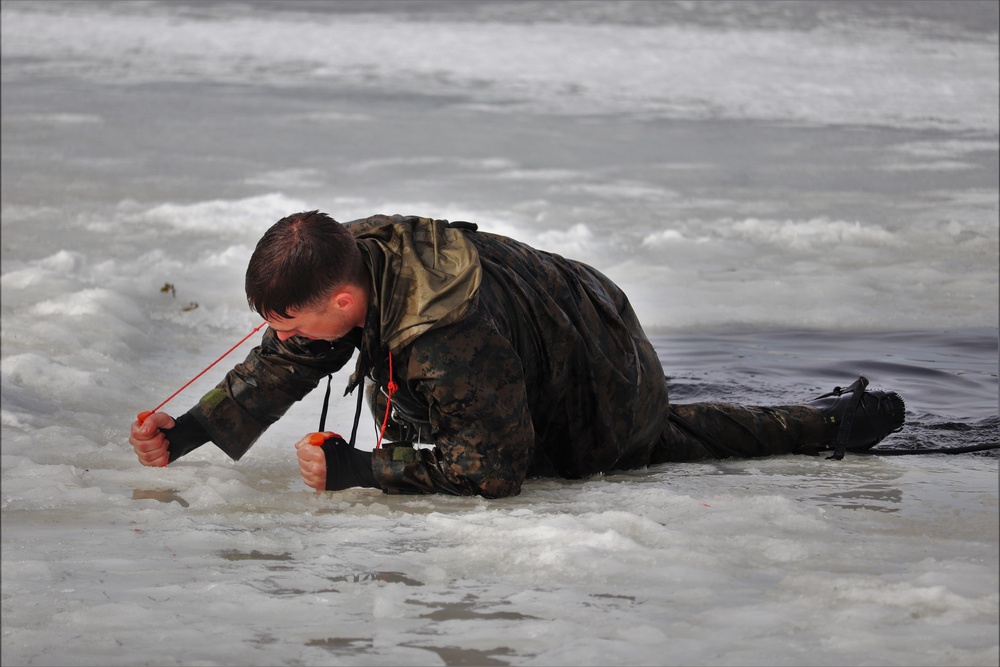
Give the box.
[186,215,832,498]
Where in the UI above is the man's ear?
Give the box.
[331,290,354,311]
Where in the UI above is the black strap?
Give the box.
[318,374,333,433]
[318,371,367,448]
[349,377,365,448]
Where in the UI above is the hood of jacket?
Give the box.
[347,215,482,353]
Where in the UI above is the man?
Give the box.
[129,212,905,498]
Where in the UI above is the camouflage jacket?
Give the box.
[186,215,670,497]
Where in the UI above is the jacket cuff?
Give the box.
[371,444,439,494]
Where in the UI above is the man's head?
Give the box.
[246,210,368,339]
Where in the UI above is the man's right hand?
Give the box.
[130,412,175,467]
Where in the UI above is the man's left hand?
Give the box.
[294,433,329,490]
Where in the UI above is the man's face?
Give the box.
[266,302,353,342]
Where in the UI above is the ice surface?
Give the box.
[2,2,997,665]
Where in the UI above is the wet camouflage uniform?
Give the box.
[184,215,830,498]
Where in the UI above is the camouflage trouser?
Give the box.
[369,378,831,468]
[652,403,829,462]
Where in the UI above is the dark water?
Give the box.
[654,328,999,454]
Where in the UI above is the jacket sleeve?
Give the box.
[371,315,535,498]
[186,327,359,461]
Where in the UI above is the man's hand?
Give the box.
[130,412,175,467]
[295,433,330,491]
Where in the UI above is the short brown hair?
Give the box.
[245,210,364,319]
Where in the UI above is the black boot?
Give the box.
[808,376,905,459]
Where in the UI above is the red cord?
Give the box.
[376,352,398,449]
[137,321,267,424]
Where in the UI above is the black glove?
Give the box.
[165,412,210,462]
[320,435,378,491]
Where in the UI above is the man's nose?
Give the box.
[275,330,295,341]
